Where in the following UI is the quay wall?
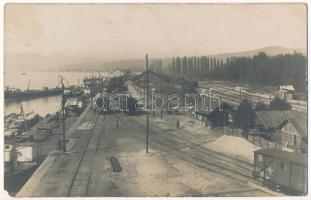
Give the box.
[16,103,91,197]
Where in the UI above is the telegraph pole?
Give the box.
[160,60,163,120]
[139,75,141,98]
[137,76,141,98]
[61,78,66,153]
[146,54,149,153]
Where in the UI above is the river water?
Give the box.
[4,71,109,116]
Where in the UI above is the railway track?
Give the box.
[66,113,123,197]
[66,113,102,197]
[198,82,307,112]
[117,114,256,183]
[63,111,275,196]
[198,87,268,105]
[102,113,123,173]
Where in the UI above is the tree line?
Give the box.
[166,52,306,91]
[168,56,223,77]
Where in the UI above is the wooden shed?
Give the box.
[194,102,234,128]
[253,148,307,194]
[279,85,295,101]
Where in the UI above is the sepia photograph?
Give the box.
[1,1,308,198]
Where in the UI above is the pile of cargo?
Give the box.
[4,112,40,139]
[66,97,87,113]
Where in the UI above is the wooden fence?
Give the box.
[221,127,283,149]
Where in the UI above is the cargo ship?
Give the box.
[4,105,43,195]
[5,112,40,139]
[5,87,63,102]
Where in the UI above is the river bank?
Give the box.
[4,107,82,196]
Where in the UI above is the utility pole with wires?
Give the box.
[20,104,29,137]
[139,74,141,98]
[27,80,30,91]
[145,54,149,153]
[61,77,66,153]
[160,60,163,120]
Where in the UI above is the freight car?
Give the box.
[253,148,307,195]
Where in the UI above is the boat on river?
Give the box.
[5,87,63,102]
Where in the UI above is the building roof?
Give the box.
[279,85,295,91]
[255,110,307,136]
[286,117,307,137]
[195,101,233,116]
[194,98,222,116]
[256,111,289,129]
[255,148,307,166]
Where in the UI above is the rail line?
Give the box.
[117,114,256,183]
[67,113,122,196]
[66,113,101,197]
[198,82,307,112]
[64,111,273,196]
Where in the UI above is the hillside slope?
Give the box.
[6,46,304,72]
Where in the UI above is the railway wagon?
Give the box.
[92,92,139,114]
[253,148,307,194]
[92,93,110,114]
[117,94,141,115]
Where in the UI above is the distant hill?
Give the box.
[153,46,306,71]
[94,46,306,72]
[5,46,305,72]
[208,46,306,59]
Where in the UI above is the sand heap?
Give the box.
[207,135,260,163]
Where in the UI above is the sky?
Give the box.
[4,3,307,70]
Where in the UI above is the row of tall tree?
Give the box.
[207,52,306,91]
[166,52,306,91]
[168,56,224,76]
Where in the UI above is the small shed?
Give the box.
[194,110,209,126]
[253,148,307,194]
[194,102,234,128]
[279,85,295,101]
